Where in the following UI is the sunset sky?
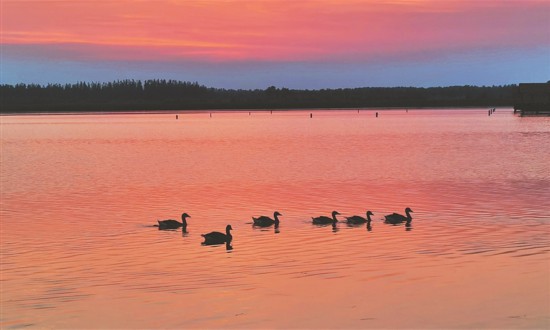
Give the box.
[1,0,549,89]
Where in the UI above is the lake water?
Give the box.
[1,109,549,329]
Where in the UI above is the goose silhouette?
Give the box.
[202,225,233,245]
[346,211,374,225]
[312,211,340,225]
[157,213,190,231]
[253,211,282,227]
[384,208,413,225]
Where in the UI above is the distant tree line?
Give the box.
[0,79,518,113]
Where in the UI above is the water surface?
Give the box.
[1,109,549,328]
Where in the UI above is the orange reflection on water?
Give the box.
[1,110,549,328]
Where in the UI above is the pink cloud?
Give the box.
[2,0,549,62]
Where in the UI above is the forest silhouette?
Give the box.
[1,80,517,113]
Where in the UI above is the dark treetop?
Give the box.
[0,79,519,113]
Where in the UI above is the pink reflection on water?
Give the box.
[1,109,549,328]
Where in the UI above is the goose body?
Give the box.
[312,211,340,225]
[202,225,233,245]
[158,219,182,229]
[253,211,282,227]
[346,211,374,225]
[158,213,190,230]
[384,207,413,225]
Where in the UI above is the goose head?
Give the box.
[274,211,282,225]
[405,208,413,222]
[331,211,340,223]
[226,225,233,233]
[366,211,374,221]
[181,213,191,220]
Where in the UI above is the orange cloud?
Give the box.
[2,0,549,62]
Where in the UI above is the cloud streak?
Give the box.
[2,0,549,62]
[2,0,548,87]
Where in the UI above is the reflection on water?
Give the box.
[1,109,549,329]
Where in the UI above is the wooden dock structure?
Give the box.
[514,82,550,116]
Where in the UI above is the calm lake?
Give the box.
[1,109,549,329]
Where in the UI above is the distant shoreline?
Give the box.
[1,80,517,114]
[0,106,509,117]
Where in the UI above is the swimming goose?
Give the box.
[312,211,340,225]
[253,211,282,227]
[202,225,233,245]
[384,208,413,225]
[346,211,374,225]
[158,213,190,230]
